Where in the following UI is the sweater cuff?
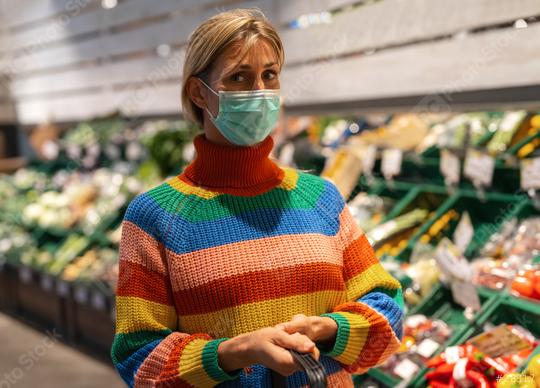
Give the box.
[202,338,242,382]
[319,313,350,358]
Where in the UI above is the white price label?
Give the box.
[393,358,420,380]
[361,145,377,175]
[435,238,473,282]
[18,267,32,283]
[75,285,89,304]
[440,149,460,185]
[464,149,495,187]
[56,280,70,297]
[40,274,54,292]
[521,157,540,190]
[91,291,107,311]
[453,212,474,254]
[451,279,481,311]
[416,338,441,358]
[381,148,403,179]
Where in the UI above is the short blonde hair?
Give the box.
[181,8,284,127]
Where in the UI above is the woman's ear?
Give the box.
[186,77,208,110]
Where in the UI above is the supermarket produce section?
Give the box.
[1,110,540,387]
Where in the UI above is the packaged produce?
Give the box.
[487,110,528,155]
[347,192,396,232]
[425,325,538,388]
[377,315,453,381]
[472,217,540,294]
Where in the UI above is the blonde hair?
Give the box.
[181,8,284,127]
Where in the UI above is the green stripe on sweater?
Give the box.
[146,172,327,222]
[111,329,172,365]
[320,313,350,358]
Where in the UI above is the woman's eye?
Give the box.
[263,70,277,80]
[230,73,246,82]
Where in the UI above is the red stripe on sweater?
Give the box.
[173,263,345,315]
[342,234,378,282]
[116,260,174,305]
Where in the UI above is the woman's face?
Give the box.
[187,38,281,145]
[206,38,281,94]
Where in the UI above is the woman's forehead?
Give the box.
[214,39,279,74]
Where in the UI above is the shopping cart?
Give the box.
[270,349,328,387]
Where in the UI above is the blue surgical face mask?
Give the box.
[199,78,280,146]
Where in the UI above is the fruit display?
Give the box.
[2,108,540,381]
[61,247,118,291]
[347,192,397,232]
[472,217,540,296]
[377,315,453,381]
[425,325,538,388]
[510,266,540,301]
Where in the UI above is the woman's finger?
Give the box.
[274,330,315,353]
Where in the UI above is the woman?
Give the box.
[111,8,403,387]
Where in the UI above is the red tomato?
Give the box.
[511,276,534,298]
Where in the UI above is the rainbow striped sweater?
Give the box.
[111,134,403,387]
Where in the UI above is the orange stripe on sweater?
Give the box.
[119,221,167,275]
[342,234,379,282]
[167,233,342,292]
[134,333,209,387]
[116,260,174,306]
[133,332,190,386]
[173,263,345,315]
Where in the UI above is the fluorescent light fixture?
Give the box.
[102,0,117,9]
[514,19,528,29]
[156,44,171,57]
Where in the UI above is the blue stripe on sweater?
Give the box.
[115,339,161,388]
[124,180,344,254]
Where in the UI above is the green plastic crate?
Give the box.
[414,294,540,387]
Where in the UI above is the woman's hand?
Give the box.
[217,327,320,376]
[275,314,338,349]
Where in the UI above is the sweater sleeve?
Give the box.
[319,184,404,374]
[110,194,241,387]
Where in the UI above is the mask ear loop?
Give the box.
[198,78,219,120]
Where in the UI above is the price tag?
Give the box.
[361,145,377,175]
[56,280,70,297]
[416,338,441,358]
[91,290,107,311]
[464,149,495,187]
[435,238,472,282]
[105,144,121,160]
[521,157,540,190]
[74,285,89,304]
[40,274,54,292]
[450,279,481,311]
[453,212,474,254]
[18,267,32,283]
[444,346,461,364]
[393,358,420,380]
[440,149,460,185]
[381,149,403,180]
[42,141,60,160]
[468,324,531,358]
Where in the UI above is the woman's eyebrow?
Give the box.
[237,62,278,69]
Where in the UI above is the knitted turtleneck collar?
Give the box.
[179,133,285,196]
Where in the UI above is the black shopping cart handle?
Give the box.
[270,349,328,388]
